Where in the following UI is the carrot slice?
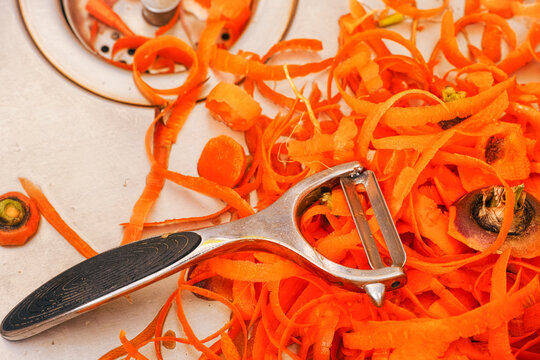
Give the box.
[85,0,135,36]
[197,135,247,188]
[205,82,262,131]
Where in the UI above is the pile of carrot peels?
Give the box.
[9,0,540,358]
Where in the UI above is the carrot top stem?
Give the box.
[378,12,405,27]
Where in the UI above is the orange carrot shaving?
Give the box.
[132,35,200,106]
[158,167,254,218]
[487,249,513,358]
[381,77,514,128]
[210,48,334,81]
[481,0,513,19]
[440,11,474,68]
[482,24,503,62]
[382,0,449,19]
[89,20,99,51]
[18,178,97,258]
[343,277,540,352]
[262,38,324,63]
[111,35,150,59]
[155,2,182,37]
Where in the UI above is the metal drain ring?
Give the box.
[18,0,298,106]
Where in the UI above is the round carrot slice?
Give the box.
[197,135,247,188]
[0,191,40,246]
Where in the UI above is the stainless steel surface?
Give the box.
[9,0,534,357]
[1,162,406,340]
[0,1,356,356]
[341,175,385,270]
[340,169,408,305]
[141,0,181,26]
[21,0,298,105]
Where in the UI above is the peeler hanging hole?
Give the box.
[391,281,401,288]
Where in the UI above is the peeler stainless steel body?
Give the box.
[1,161,406,341]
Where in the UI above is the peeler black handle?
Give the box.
[1,231,201,341]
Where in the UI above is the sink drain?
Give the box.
[19,0,297,106]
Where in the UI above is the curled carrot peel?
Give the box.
[440,10,474,69]
[132,35,200,106]
[210,48,334,81]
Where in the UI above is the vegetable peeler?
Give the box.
[1,161,406,341]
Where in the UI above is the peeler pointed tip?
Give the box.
[364,283,386,307]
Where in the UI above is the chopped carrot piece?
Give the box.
[206,82,262,131]
[197,135,247,188]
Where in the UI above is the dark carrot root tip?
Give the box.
[471,193,534,235]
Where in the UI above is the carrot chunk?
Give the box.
[197,135,247,188]
[206,82,262,131]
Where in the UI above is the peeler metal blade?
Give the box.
[340,168,407,305]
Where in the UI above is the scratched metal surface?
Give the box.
[2,0,538,358]
[0,0,349,358]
